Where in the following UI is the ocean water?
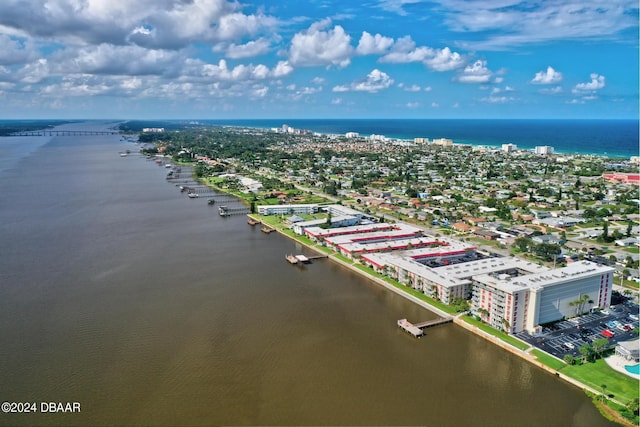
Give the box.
[204,119,639,158]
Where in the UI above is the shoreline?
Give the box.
[195,119,639,159]
[248,212,637,412]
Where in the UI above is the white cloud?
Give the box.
[333,69,394,93]
[456,60,492,83]
[406,102,420,108]
[272,61,294,78]
[424,47,464,71]
[431,102,439,107]
[0,0,278,50]
[433,0,638,50]
[377,0,424,16]
[224,38,272,59]
[18,58,50,83]
[531,66,563,84]
[331,98,343,104]
[289,20,353,68]
[539,86,563,94]
[380,37,464,71]
[0,35,38,66]
[356,31,394,55]
[573,73,606,92]
[52,44,184,77]
[480,95,516,103]
[402,84,422,92]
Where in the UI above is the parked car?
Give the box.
[602,329,615,338]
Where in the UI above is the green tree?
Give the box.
[592,337,609,359]
[533,243,562,261]
[514,237,532,253]
[563,354,575,365]
[579,344,595,363]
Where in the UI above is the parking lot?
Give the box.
[515,300,639,360]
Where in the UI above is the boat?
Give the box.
[261,226,274,233]
[286,254,298,264]
[248,219,260,225]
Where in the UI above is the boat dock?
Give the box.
[397,317,452,338]
[285,254,329,265]
[397,319,424,338]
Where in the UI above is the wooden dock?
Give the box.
[397,319,424,338]
[285,254,328,265]
[413,317,453,329]
[397,317,452,338]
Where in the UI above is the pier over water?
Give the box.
[397,317,452,338]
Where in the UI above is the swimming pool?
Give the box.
[624,364,640,375]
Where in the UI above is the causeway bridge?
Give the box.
[12,130,119,137]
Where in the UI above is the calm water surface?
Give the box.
[0,123,615,426]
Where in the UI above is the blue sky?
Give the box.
[0,0,637,119]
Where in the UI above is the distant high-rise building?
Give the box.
[433,138,453,146]
[502,143,517,153]
[535,145,554,155]
[345,132,360,138]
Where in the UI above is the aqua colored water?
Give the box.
[625,364,640,375]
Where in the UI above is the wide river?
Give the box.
[0,122,616,426]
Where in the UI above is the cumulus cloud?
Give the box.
[195,59,289,82]
[224,38,272,59]
[531,66,563,84]
[573,73,606,92]
[0,35,38,66]
[456,60,492,83]
[289,20,354,68]
[51,44,184,77]
[0,0,277,50]
[356,31,394,55]
[333,69,394,93]
[380,37,464,71]
[424,47,464,71]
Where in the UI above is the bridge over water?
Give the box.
[12,130,119,137]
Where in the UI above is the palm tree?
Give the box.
[600,384,607,402]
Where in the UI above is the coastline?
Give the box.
[247,212,637,412]
[197,118,639,159]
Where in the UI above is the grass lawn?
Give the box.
[461,315,530,351]
[561,358,640,404]
[623,247,640,254]
[531,349,566,370]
